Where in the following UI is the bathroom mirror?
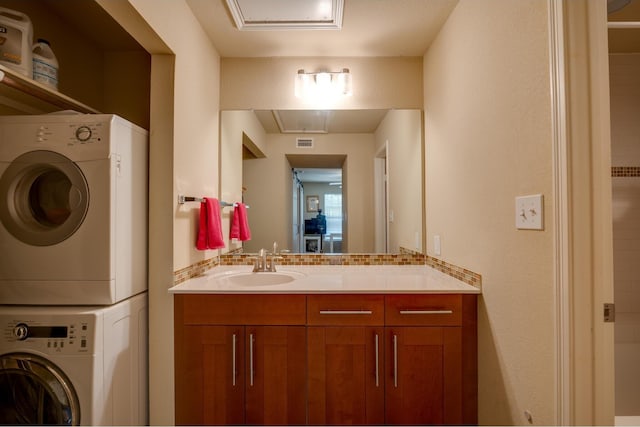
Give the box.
[220,109,424,254]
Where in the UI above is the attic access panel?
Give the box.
[226,0,344,30]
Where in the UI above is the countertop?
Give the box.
[169,265,481,294]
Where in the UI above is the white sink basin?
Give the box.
[212,270,306,286]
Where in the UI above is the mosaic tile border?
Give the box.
[173,251,482,290]
[173,256,219,285]
[612,166,640,177]
[425,256,482,289]
[219,252,427,267]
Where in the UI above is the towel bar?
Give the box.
[177,195,249,208]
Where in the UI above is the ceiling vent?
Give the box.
[225,0,344,31]
[296,138,314,148]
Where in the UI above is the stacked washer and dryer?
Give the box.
[0,114,149,425]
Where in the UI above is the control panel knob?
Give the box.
[75,126,92,142]
[13,323,28,340]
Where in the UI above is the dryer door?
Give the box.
[0,352,80,425]
[0,150,89,246]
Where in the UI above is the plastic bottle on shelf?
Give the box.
[0,7,33,77]
[32,38,58,90]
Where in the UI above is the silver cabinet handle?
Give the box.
[319,310,373,315]
[232,333,237,387]
[374,333,380,387]
[249,333,255,387]
[399,309,453,315]
[393,334,398,388]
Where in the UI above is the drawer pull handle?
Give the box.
[319,310,373,315]
[399,309,453,315]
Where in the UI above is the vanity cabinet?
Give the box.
[384,295,476,425]
[174,295,307,425]
[308,294,477,426]
[174,293,477,426]
[307,295,386,425]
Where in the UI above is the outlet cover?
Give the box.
[515,194,544,230]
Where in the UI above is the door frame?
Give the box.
[549,0,615,424]
[374,142,389,253]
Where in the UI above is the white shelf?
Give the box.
[0,64,99,115]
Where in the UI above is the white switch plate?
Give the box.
[515,194,544,230]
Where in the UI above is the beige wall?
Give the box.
[610,53,640,416]
[375,109,423,253]
[221,57,423,110]
[424,0,554,424]
[101,1,221,425]
[243,133,376,253]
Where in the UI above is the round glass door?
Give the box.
[0,353,80,425]
[0,150,89,246]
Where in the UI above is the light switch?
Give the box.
[515,194,544,230]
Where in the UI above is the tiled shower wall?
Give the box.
[610,53,640,416]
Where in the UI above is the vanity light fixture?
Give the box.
[295,68,352,100]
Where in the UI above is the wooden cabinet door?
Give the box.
[245,326,306,425]
[175,326,245,425]
[385,327,462,425]
[307,326,385,425]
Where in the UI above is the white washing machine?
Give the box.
[0,114,148,305]
[0,292,148,425]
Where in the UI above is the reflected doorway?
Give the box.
[293,167,343,253]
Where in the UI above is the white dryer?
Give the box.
[0,292,148,425]
[0,114,148,305]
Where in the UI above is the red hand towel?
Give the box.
[230,203,251,241]
[196,198,225,250]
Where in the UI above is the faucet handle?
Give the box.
[268,255,284,272]
[248,256,261,272]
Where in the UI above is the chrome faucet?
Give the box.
[252,243,287,272]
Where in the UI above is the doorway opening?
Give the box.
[293,167,343,253]
[608,3,640,424]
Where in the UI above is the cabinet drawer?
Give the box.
[307,295,384,325]
[177,294,306,325]
[385,294,462,326]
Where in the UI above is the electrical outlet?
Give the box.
[515,194,543,230]
[434,235,441,256]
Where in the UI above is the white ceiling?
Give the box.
[186,0,458,57]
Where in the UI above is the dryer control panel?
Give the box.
[0,118,114,162]
[0,314,95,355]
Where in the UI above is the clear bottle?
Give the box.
[32,38,58,90]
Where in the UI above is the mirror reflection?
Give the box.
[220,109,424,254]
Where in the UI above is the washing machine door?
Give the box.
[0,352,80,425]
[0,150,89,246]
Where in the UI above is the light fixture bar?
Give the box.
[295,68,352,100]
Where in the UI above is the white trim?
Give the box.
[548,1,571,425]
[374,144,387,253]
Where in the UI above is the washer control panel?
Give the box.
[0,314,95,354]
